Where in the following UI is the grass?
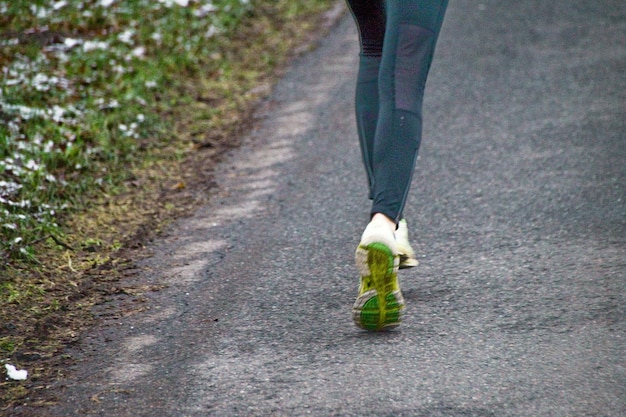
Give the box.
[0,0,341,411]
[0,0,257,261]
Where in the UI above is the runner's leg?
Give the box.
[345,0,385,199]
[371,0,448,222]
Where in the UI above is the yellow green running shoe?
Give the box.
[353,219,404,331]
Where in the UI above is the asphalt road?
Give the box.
[43,0,624,416]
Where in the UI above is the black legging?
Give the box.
[345,0,448,222]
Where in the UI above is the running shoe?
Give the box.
[353,217,404,331]
[396,219,419,269]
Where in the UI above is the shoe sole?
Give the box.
[353,242,404,331]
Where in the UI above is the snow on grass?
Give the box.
[0,0,255,259]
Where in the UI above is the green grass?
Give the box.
[0,0,261,261]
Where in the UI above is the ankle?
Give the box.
[371,213,396,233]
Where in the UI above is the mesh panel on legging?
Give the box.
[345,0,385,57]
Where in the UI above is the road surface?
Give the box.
[42,0,624,416]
